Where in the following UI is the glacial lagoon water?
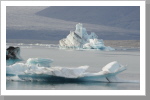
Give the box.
[6,43,140,90]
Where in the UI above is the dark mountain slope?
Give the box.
[36,6,140,30]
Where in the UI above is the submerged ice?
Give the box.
[6,58,138,83]
[59,23,115,50]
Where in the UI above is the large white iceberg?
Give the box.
[59,23,115,50]
[6,58,139,83]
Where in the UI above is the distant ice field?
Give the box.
[6,43,140,90]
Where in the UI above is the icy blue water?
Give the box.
[6,43,140,90]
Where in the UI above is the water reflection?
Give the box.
[6,80,139,90]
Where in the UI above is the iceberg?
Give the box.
[59,23,115,50]
[6,58,139,83]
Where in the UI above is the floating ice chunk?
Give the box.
[6,58,129,82]
[26,58,53,67]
